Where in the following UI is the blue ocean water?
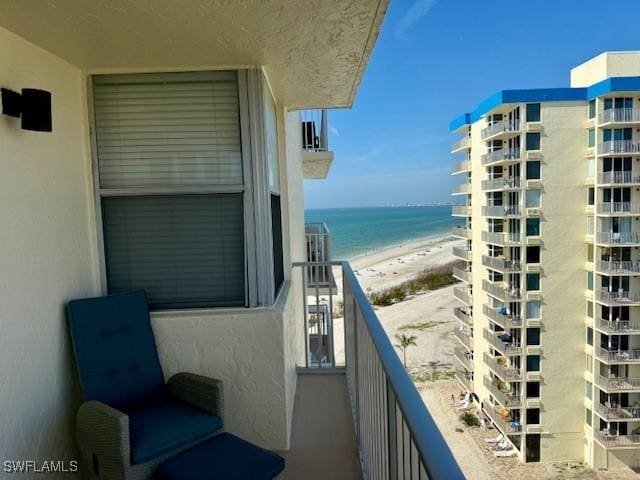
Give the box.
[305,206,457,260]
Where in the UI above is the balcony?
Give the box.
[598,171,640,185]
[452,266,472,283]
[452,226,471,239]
[451,136,471,153]
[596,260,640,275]
[595,289,640,306]
[481,205,521,218]
[595,231,640,246]
[481,148,521,166]
[483,376,521,408]
[453,328,473,350]
[483,279,521,302]
[452,246,472,261]
[452,159,471,175]
[483,304,522,330]
[452,205,471,217]
[482,255,521,273]
[481,231,520,246]
[598,140,640,156]
[596,347,640,363]
[599,108,640,125]
[596,202,640,216]
[596,403,640,421]
[453,286,473,305]
[451,182,471,196]
[481,177,521,191]
[454,347,473,370]
[455,369,474,392]
[453,307,472,327]
[294,261,464,478]
[483,405,522,434]
[596,375,640,392]
[596,433,640,448]
[597,318,640,334]
[301,110,334,179]
[483,352,522,381]
[483,328,522,355]
[481,119,521,140]
[305,223,336,293]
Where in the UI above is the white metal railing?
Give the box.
[596,202,640,215]
[453,328,473,350]
[483,279,521,301]
[481,148,521,165]
[451,136,471,152]
[596,403,640,420]
[481,205,521,217]
[453,307,472,326]
[595,289,640,305]
[451,205,471,216]
[598,140,640,155]
[454,369,473,392]
[481,177,521,191]
[483,304,522,329]
[482,328,522,355]
[452,182,471,195]
[301,110,329,151]
[481,119,521,139]
[452,160,471,174]
[453,286,472,305]
[452,246,471,261]
[598,171,640,185]
[452,267,471,283]
[454,347,473,370]
[482,255,521,272]
[599,108,640,124]
[481,231,521,245]
[596,347,640,363]
[596,231,640,245]
[305,223,333,289]
[597,433,640,447]
[597,260,640,274]
[483,376,521,407]
[294,261,464,478]
[598,318,640,333]
[596,375,640,391]
[452,226,471,239]
[483,352,522,381]
[484,405,522,434]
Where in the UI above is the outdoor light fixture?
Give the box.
[1,87,52,132]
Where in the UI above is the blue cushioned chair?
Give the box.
[67,291,223,480]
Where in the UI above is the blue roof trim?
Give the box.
[450,76,640,132]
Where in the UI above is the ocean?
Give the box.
[304,206,457,260]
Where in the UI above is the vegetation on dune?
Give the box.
[459,411,480,427]
[410,370,455,384]
[398,320,443,332]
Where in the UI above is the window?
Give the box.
[586,301,593,319]
[526,103,541,122]
[526,273,540,291]
[587,327,593,346]
[526,355,540,372]
[585,380,592,400]
[527,327,540,345]
[525,190,541,208]
[527,408,540,425]
[588,100,596,119]
[588,187,594,206]
[526,381,540,398]
[586,271,593,291]
[526,132,541,151]
[526,218,540,236]
[526,161,541,180]
[271,195,284,295]
[526,246,540,264]
[526,300,541,319]
[585,408,592,427]
[586,353,593,373]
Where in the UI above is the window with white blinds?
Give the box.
[92,71,246,309]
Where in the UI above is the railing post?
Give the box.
[387,379,398,480]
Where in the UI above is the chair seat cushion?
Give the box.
[155,433,285,480]
[126,395,222,465]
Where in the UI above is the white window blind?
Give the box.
[93,71,243,189]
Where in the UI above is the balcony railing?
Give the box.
[598,171,640,185]
[484,405,522,434]
[596,202,640,215]
[596,375,640,392]
[452,205,471,216]
[452,160,471,175]
[599,108,640,124]
[453,286,473,305]
[481,205,521,217]
[452,266,472,283]
[596,231,640,245]
[454,347,473,370]
[452,182,471,195]
[453,307,472,327]
[598,318,640,333]
[483,352,522,381]
[453,328,473,350]
[483,328,522,355]
[483,376,521,408]
[455,369,473,392]
[481,231,521,246]
[452,226,471,239]
[596,433,640,448]
[301,110,329,152]
[598,140,640,155]
[482,255,521,272]
[596,403,640,420]
[481,119,520,139]
[595,289,640,306]
[596,347,640,363]
[481,148,521,166]
[451,136,471,152]
[483,304,522,329]
[452,246,472,261]
[483,279,521,302]
[597,260,640,275]
[481,177,521,191]
[296,261,464,479]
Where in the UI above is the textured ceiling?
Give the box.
[0,0,388,109]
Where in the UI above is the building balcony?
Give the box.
[595,403,640,421]
[481,119,521,140]
[596,375,640,392]
[454,347,473,371]
[483,352,522,381]
[596,347,640,364]
[597,171,640,186]
[452,226,471,239]
[596,202,640,216]
[596,318,640,334]
[452,205,472,217]
[452,266,472,283]
[452,159,471,175]
[483,304,522,330]
[304,223,337,293]
[455,369,474,392]
[481,205,521,218]
[453,328,473,350]
[483,376,521,408]
[481,177,521,191]
[483,328,522,355]
[595,231,640,246]
[483,405,522,434]
[451,182,471,195]
[599,108,640,125]
[483,279,521,302]
[481,231,521,246]
[596,433,640,449]
[452,246,472,261]
[453,286,473,306]
[482,255,521,273]
[596,260,640,275]
[451,136,471,153]
[595,289,640,306]
[453,307,473,327]
[481,148,521,166]
[302,110,334,179]
[598,140,640,156]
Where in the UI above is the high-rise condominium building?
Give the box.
[451,51,640,470]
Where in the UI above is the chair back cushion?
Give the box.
[67,291,166,409]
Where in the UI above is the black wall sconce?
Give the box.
[1,87,52,132]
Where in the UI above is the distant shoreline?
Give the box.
[345,231,456,262]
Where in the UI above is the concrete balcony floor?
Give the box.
[279,371,362,479]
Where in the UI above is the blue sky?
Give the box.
[304,0,640,209]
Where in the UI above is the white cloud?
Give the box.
[343,146,382,162]
[395,0,438,38]
[329,125,340,137]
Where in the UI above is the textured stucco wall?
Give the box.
[0,26,98,475]
[571,51,640,87]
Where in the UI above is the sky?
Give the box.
[304,0,640,209]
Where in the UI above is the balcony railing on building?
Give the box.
[454,347,473,371]
[596,347,640,363]
[483,352,522,381]
[481,119,521,140]
[599,108,640,124]
[483,279,521,302]
[598,140,640,155]
[596,403,640,420]
[453,328,473,350]
[301,110,329,152]
[452,205,472,217]
[596,375,640,392]
[596,231,640,245]
[484,405,522,434]
[452,266,471,283]
[483,328,522,355]
[452,226,471,239]
[452,246,472,261]
[598,171,640,185]
[483,304,522,330]
[482,255,521,272]
[596,202,640,215]
[451,136,471,153]
[452,159,471,175]
[452,182,471,195]
[481,177,521,191]
[455,369,473,392]
[595,289,640,306]
[483,376,521,408]
[596,432,640,448]
[305,223,336,293]
[597,318,640,333]
[453,286,472,306]
[294,260,464,479]
[454,307,472,327]
[481,230,520,246]
[482,205,521,218]
[597,260,640,275]
[481,148,521,166]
